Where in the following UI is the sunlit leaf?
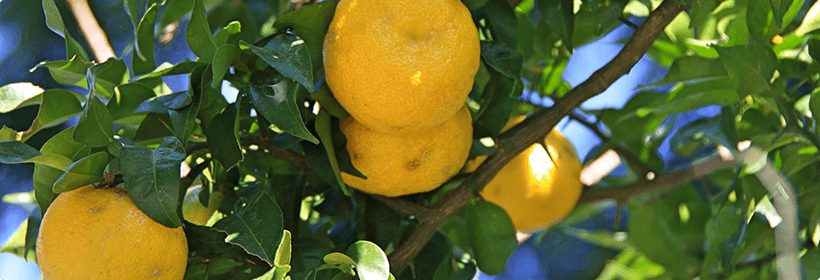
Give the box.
[249,70,318,144]
[52,151,108,193]
[120,137,186,228]
[466,200,517,275]
[245,33,314,92]
[0,82,44,113]
[213,189,284,266]
[346,241,390,280]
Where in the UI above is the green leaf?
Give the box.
[315,109,349,196]
[137,61,208,80]
[795,1,820,36]
[811,88,820,123]
[466,200,517,276]
[186,0,217,62]
[72,96,113,147]
[132,113,176,145]
[120,137,186,228]
[213,21,242,47]
[34,128,91,213]
[628,204,690,279]
[0,126,20,141]
[205,103,243,170]
[275,229,293,267]
[0,141,41,164]
[249,70,318,144]
[537,0,575,51]
[135,91,193,113]
[107,83,157,122]
[32,56,92,88]
[132,3,159,76]
[647,56,728,87]
[89,58,130,98]
[747,0,773,42]
[311,84,349,118]
[771,0,796,28]
[42,0,89,61]
[0,219,33,261]
[52,151,108,193]
[715,43,777,97]
[25,154,73,171]
[408,232,452,280]
[212,45,240,88]
[346,241,389,280]
[0,82,44,113]
[481,41,523,79]
[169,66,206,146]
[324,252,356,266]
[701,206,743,276]
[21,89,84,142]
[463,0,490,10]
[484,0,519,49]
[302,118,366,187]
[213,189,284,266]
[474,74,517,138]
[245,33,315,92]
[802,248,820,280]
[272,1,336,80]
[160,0,194,30]
[32,57,128,98]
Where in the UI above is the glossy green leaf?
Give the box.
[346,241,389,280]
[0,126,19,142]
[324,252,356,266]
[90,58,130,98]
[52,151,108,193]
[538,0,575,51]
[169,68,205,147]
[811,88,820,124]
[0,82,44,113]
[72,96,113,147]
[249,70,318,144]
[213,189,284,266]
[245,33,314,91]
[272,1,336,79]
[275,230,292,267]
[485,0,518,49]
[186,0,217,62]
[42,0,89,61]
[311,84,349,118]
[205,103,243,170]
[628,204,690,279]
[701,206,743,276]
[120,137,186,228]
[135,91,193,113]
[33,128,91,213]
[107,83,157,122]
[481,41,523,79]
[132,3,159,76]
[771,0,796,28]
[21,89,84,141]
[25,154,73,171]
[0,141,41,164]
[137,61,208,80]
[32,56,92,88]
[715,43,777,97]
[466,200,517,276]
[474,73,518,138]
[211,45,239,88]
[796,1,820,36]
[647,56,728,87]
[213,21,242,47]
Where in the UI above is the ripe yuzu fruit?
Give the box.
[36,186,188,280]
[468,116,584,232]
[323,0,480,134]
[341,106,473,197]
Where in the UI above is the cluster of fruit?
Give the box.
[322,0,480,197]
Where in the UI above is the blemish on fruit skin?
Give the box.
[89,206,104,213]
[152,268,162,277]
[408,159,421,170]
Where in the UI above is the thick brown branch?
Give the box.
[65,0,115,61]
[387,0,690,274]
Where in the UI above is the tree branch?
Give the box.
[65,0,116,62]
[386,0,691,274]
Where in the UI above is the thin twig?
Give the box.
[65,0,115,62]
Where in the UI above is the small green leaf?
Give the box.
[272,1,336,79]
[811,88,820,122]
[52,151,108,193]
[466,200,517,276]
[107,83,157,121]
[134,91,193,113]
[24,212,42,261]
[244,33,314,91]
[275,230,293,267]
[34,128,91,213]
[249,70,318,144]
[0,219,32,261]
[25,154,73,171]
[89,58,130,98]
[186,0,217,62]
[647,56,728,87]
[22,89,84,141]
[169,66,206,146]
[211,45,239,88]
[480,41,523,79]
[772,0,797,28]
[160,0,194,31]
[311,85,349,118]
[213,21,242,47]
[132,113,176,145]
[120,137,186,228]
[0,126,20,142]
[0,82,44,113]
[628,204,690,278]
[302,118,366,187]
[137,61,207,80]
[473,74,517,138]
[32,56,92,88]
[315,109,349,196]
[132,3,159,76]
[346,241,389,280]
[484,0,519,49]
[213,189,284,266]
[799,2,820,36]
[42,0,89,61]
[72,96,113,147]
[0,140,41,164]
[205,103,243,170]
[324,252,356,266]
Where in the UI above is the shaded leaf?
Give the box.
[42,0,89,61]
[52,151,108,193]
[0,82,44,113]
[484,0,518,49]
[213,189,284,266]
[537,0,575,51]
[245,33,314,91]
[186,0,217,62]
[481,41,523,79]
[466,200,517,275]
[715,43,777,97]
[107,83,157,122]
[272,1,336,79]
[32,56,92,88]
[212,44,239,88]
[134,91,193,113]
[647,56,728,87]
[34,128,91,213]
[311,84,349,118]
[249,70,318,144]
[463,0,490,10]
[213,21,242,47]
[132,3,159,76]
[160,0,194,30]
[315,109,349,195]
[120,137,186,228]
[72,96,113,147]
[137,61,208,80]
[0,141,41,164]
[22,89,84,141]
[205,103,243,170]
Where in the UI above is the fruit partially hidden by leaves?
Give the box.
[472,116,584,232]
[341,106,473,197]
[36,186,188,280]
[182,184,224,226]
[323,0,480,134]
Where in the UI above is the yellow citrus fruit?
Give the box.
[341,106,473,197]
[36,186,188,280]
[182,184,224,226]
[471,116,584,232]
[323,0,480,134]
